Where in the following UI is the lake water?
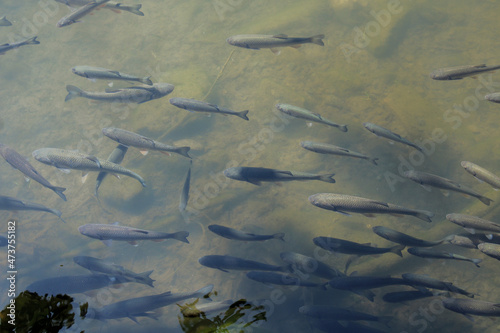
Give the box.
[0,0,499,332]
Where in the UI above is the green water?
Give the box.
[0,0,499,332]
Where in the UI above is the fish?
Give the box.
[26,273,132,296]
[57,0,111,27]
[276,103,347,132]
[0,16,12,26]
[179,160,192,212]
[227,34,324,54]
[179,299,235,318]
[89,285,214,322]
[102,127,191,158]
[0,195,65,222]
[0,36,39,55]
[485,92,500,103]
[401,273,475,298]
[246,271,326,289]
[442,298,500,319]
[300,141,378,165]
[430,64,500,80]
[72,66,152,85]
[372,226,454,247]
[279,252,344,280]
[328,276,411,291]
[223,167,335,186]
[407,247,482,268]
[208,224,285,242]
[95,144,128,197]
[461,161,500,190]
[363,122,423,152]
[308,193,434,222]
[299,305,391,326]
[55,0,144,16]
[169,98,249,121]
[73,255,155,287]
[313,236,405,257]
[78,222,189,246]
[477,243,500,261]
[0,144,66,201]
[382,290,446,303]
[403,170,492,206]
[64,83,174,104]
[198,255,287,273]
[449,235,480,249]
[446,213,500,239]
[32,147,146,187]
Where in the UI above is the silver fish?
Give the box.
[372,226,454,247]
[363,122,423,152]
[0,36,39,55]
[95,144,128,197]
[485,92,500,103]
[55,0,144,16]
[407,247,482,268]
[78,222,189,246]
[402,273,475,298]
[65,83,174,104]
[309,193,434,222]
[73,255,155,287]
[313,236,405,257]
[57,0,111,27]
[208,224,284,242]
[198,255,286,273]
[446,213,500,238]
[443,298,500,318]
[404,170,492,206]
[26,273,132,296]
[327,276,411,291]
[276,103,347,132]
[72,66,152,85]
[179,299,234,318]
[226,34,324,54]
[89,285,213,322]
[223,166,335,186]
[461,161,500,190]
[279,252,343,280]
[169,98,249,120]
[32,148,146,186]
[300,141,377,165]
[102,127,191,158]
[0,16,12,26]
[430,64,500,80]
[246,271,326,289]
[0,195,65,222]
[382,290,443,303]
[179,160,192,212]
[478,243,500,261]
[0,144,66,201]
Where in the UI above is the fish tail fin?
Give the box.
[309,34,325,46]
[52,209,66,223]
[391,244,406,257]
[177,146,191,159]
[138,270,155,287]
[273,233,285,242]
[65,85,83,102]
[442,234,456,243]
[237,110,250,121]
[478,196,493,206]
[141,76,153,85]
[320,282,328,290]
[318,173,336,184]
[26,36,40,45]
[472,259,482,267]
[415,210,434,222]
[172,231,190,243]
[125,4,144,16]
[338,124,348,132]
[371,158,379,166]
[52,186,67,201]
[413,144,424,152]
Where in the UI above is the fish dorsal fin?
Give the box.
[105,88,123,93]
[131,229,149,234]
[109,70,120,75]
[276,170,294,176]
[474,64,487,68]
[369,200,389,207]
[273,34,288,39]
[111,221,120,225]
[338,148,350,153]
